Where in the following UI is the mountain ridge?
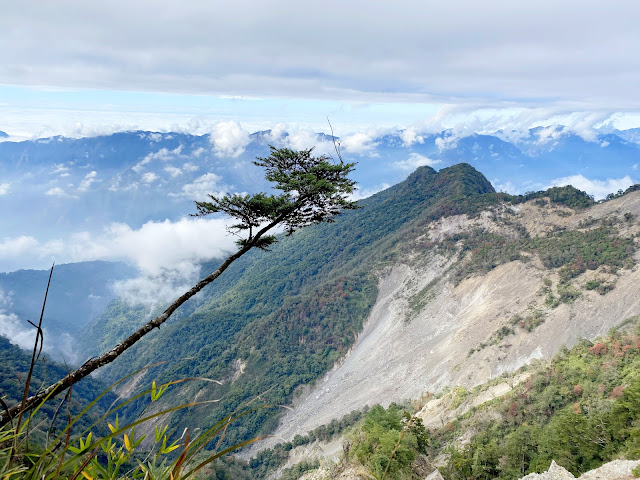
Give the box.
[3,159,640,476]
[68,163,640,456]
[259,187,640,455]
[76,163,501,446]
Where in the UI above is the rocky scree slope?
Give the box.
[266,313,640,479]
[262,185,640,452]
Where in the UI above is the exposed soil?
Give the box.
[254,192,640,457]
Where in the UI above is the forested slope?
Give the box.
[78,164,498,446]
[0,336,115,440]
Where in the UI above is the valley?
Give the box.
[2,140,640,479]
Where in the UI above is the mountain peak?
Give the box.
[433,162,496,196]
[402,164,437,187]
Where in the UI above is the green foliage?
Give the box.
[544,186,595,209]
[438,316,640,479]
[350,404,428,479]
[532,226,634,283]
[0,336,114,436]
[248,407,369,478]
[538,409,601,473]
[441,222,635,290]
[194,147,358,247]
[468,323,521,355]
[517,185,595,209]
[1,375,266,479]
[446,230,523,284]
[278,460,321,480]
[512,310,545,333]
[407,277,440,318]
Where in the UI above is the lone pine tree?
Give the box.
[0,146,357,427]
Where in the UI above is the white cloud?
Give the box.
[112,264,202,306]
[279,128,335,156]
[264,123,288,144]
[78,170,97,192]
[394,152,441,170]
[152,145,183,161]
[0,236,40,257]
[435,135,458,152]
[210,121,250,158]
[349,183,391,201]
[3,2,640,113]
[535,125,566,146]
[400,127,425,147]
[88,218,236,275]
[493,180,518,194]
[0,183,10,195]
[0,311,39,350]
[0,288,12,308]
[0,288,74,358]
[341,132,378,155]
[133,145,184,173]
[182,162,199,172]
[192,147,206,157]
[142,172,159,184]
[170,173,226,201]
[0,217,239,305]
[51,163,69,174]
[45,187,76,198]
[164,166,182,177]
[549,174,637,200]
[131,163,145,174]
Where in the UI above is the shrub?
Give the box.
[590,343,608,356]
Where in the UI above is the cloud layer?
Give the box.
[2,1,639,110]
[0,217,239,305]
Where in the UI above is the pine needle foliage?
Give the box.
[194,146,358,248]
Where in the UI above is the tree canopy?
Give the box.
[194,146,358,249]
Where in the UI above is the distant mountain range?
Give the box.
[0,126,638,251]
[0,261,135,359]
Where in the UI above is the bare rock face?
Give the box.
[260,192,640,454]
[521,460,575,480]
[425,469,445,480]
[518,459,640,480]
[578,459,640,480]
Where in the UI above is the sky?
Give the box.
[2,0,640,138]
